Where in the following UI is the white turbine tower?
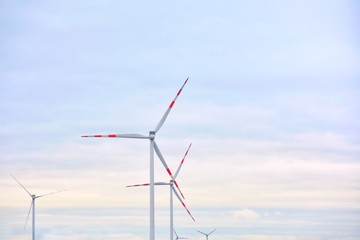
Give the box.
[174,229,188,240]
[11,174,66,240]
[197,229,217,240]
[127,143,194,240]
[82,78,189,240]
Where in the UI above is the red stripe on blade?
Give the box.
[108,134,116,138]
[177,88,182,96]
[169,100,175,108]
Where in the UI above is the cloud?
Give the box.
[1,0,359,239]
[274,211,284,216]
[233,208,260,220]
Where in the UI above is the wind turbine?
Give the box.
[174,229,188,240]
[127,143,194,240]
[11,174,66,240]
[82,78,189,240]
[197,229,217,240]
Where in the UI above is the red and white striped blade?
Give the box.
[154,78,189,133]
[126,183,150,187]
[172,180,185,198]
[126,182,168,187]
[174,143,192,179]
[172,185,195,222]
[154,141,174,179]
[81,133,148,139]
[154,141,186,199]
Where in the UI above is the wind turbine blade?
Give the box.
[174,143,192,179]
[126,182,168,187]
[154,141,174,179]
[174,229,179,238]
[24,201,33,230]
[174,230,188,240]
[10,174,32,197]
[36,190,67,198]
[126,183,150,187]
[172,180,185,199]
[81,133,148,139]
[196,230,207,235]
[154,77,189,133]
[172,186,195,222]
[154,141,186,199]
[209,229,217,235]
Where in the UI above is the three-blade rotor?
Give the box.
[11,174,66,231]
[154,141,188,199]
[81,78,188,140]
[81,79,190,199]
[126,143,194,222]
[197,229,217,238]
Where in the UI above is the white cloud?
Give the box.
[233,208,260,220]
[274,211,283,216]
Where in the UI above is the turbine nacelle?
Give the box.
[149,131,156,140]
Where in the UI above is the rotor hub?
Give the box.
[149,131,155,140]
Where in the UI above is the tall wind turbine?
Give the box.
[11,174,66,240]
[127,143,194,240]
[82,78,189,240]
[197,229,217,240]
[174,229,188,240]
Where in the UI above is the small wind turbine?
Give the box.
[82,78,189,240]
[11,174,66,240]
[197,229,217,240]
[174,229,188,240]
[126,143,194,240]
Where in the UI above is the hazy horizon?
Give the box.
[1,0,359,239]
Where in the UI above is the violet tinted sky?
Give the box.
[1,1,359,239]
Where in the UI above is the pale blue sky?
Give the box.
[1,1,359,239]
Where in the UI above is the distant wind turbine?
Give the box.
[127,143,194,240]
[11,174,66,240]
[82,78,189,240]
[197,229,217,240]
[174,229,188,240]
